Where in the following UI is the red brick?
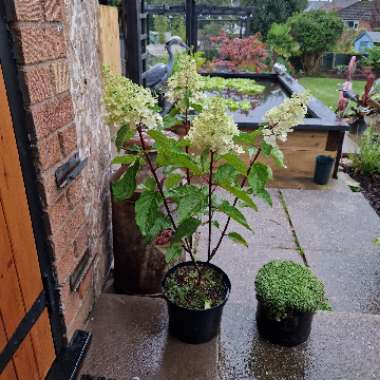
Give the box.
[38,133,62,170]
[39,168,62,206]
[67,175,85,209]
[58,123,77,157]
[5,0,43,21]
[43,0,63,21]
[74,225,90,258]
[56,249,77,285]
[31,93,74,139]
[52,204,86,258]
[60,282,81,328]
[15,24,66,65]
[47,192,72,235]
[50,60,70,94]
[22,65,54,104]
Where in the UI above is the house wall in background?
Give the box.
[3,0,112,340]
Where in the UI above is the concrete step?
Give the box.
[79,294,218,380]
[79,294,380,380]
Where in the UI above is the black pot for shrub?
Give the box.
[313,155,334,185]
[255,260,330,348]
[162,261,231,344]
[256,301,314,347]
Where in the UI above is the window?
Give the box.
[345,20,359,30]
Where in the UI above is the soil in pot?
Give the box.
[163,261,231,344]
[256,301,314,347]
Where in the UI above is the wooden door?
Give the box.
[0,66,55,379]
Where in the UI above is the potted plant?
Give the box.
[104,55,310,344]
[255,260,331,347]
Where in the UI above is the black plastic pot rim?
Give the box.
[162,261,231,313]
[256,297,315,318]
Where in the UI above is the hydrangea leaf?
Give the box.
[271,145,285,168]
[216,200,251,231]
[164,173,182,189]
[173,217,202,243]
[112,160,140,201]
[115,124,134,151]
[165,244,182,264]
[227,232,249,247]
[222,152,248,175]
[219,182,257,211]
[112,154,138,165]
[135,190,163,239]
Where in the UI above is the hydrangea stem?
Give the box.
[208,148,262,262]
[207,151,214,261]
[136,125,197,265]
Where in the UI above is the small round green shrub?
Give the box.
[255,260,331,320]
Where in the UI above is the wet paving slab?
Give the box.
[282,190,380,254]
[307,249,380,314]
[282,189,380,315]
[80,294,380,380]
[219,303,380,380]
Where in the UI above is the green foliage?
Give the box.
[362,46,380,71]
[350,127,380,175]
[227,232,248,247]
[171,16,186,41]
[248,163,273,206]
[222,152,248,175]
[112,160,140,201]
[241,0,308,36]
[168,185,208,222]
[154,16,169,44]
[115,125,134,152]
[201,76,265,96]
[135,190,170,243]
[333,27,359,54]
[215,200,251,231]
[164,244,182,264]
[267,23,300,59]
[173,217,202,242]
[255,260,331,320]
[287,11,344,73]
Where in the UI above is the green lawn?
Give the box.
[298,77,366,110]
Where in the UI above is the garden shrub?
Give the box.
[287,10,344,74]
[351,127,380,175]
[255,260,331,320]
[209,32,269,73]
[362,46,380,72]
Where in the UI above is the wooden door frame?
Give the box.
[0,2,91,378]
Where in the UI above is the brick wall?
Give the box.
[4,0,112,340]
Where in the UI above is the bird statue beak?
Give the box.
[180,42,188,49]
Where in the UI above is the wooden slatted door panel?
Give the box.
[0,66,55,379]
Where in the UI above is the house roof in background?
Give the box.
[306,0,359,12]
[355,31,380,42]
[339,0,379,22]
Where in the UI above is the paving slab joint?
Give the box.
[278,190,309,267]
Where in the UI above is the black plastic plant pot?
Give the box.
[162,261,231,344]
[313,155,334,185]
[256,301,314,347]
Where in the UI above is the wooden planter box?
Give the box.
[204,72,350,189]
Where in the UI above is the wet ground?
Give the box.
[80,182,380,380]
